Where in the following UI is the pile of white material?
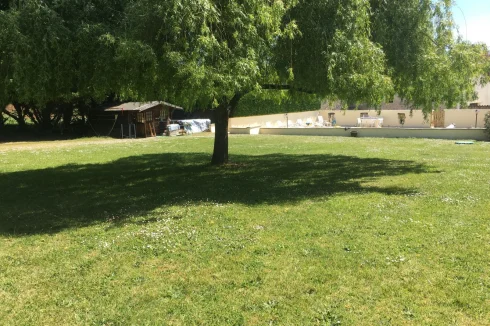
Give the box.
[177,119,211,133]
[167,124,180,132]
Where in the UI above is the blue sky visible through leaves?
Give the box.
[452,0,490,46]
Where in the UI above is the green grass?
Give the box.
[1,135,489,325]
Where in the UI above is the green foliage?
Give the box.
[12,2,74,105]
[371,0,490,111]
[276,0,394,107]
[234,90,321,117]
[0,0,156,108]
[0,9,19,105]
[1,1,488,112]
[124,0,291,108]
[485,112,490,138]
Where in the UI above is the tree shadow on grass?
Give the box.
[0,152,434,236]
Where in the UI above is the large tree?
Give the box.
[124,0,488,164]
[1,0,488,163]
[124,0,393,164]
[0,0,148,129]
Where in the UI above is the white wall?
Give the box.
[230,108,490,129]
[229,110,323,128]
[325,109,490,128]
[320,109,430,128]
[445,109,489,128]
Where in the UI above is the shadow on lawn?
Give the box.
[0,152,433,235]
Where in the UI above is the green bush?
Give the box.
[234,90,322,117]
[485,112,490,138]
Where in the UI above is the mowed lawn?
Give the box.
[1,135,489,325]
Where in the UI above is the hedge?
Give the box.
[234,90,322,117]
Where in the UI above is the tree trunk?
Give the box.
[60,105,74,134]
[211,93,243,165]
[16,112,26,129]
[26,108,40,126]
[63,105,74,126]
[7,102,27,129]
[41,106,53,130]
[15,104,25,129]
[211,103,229,165]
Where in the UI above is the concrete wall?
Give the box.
[229,110,322,128]
[474,83,490,106]
[320,109,430,128]
[230,126,261,135]
[445,109,489,128]
[260,127,488,141]
[322,109,490,128]
[230,108,490,129]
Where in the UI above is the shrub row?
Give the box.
[234,90,322,117]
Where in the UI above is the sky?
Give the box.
[452,0,490,46]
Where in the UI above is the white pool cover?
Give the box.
[177,119,211,133]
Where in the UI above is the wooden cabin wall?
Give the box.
[131,106,175,138]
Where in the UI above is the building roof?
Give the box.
[104,101,183,112]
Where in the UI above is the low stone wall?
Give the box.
[259,127,488,141]
[229,108,490,129]
[230,126,261,135]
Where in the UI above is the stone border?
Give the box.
[259,127,488,141]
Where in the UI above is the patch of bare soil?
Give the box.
[0,137,162,152]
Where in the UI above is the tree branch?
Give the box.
[3,110,17,120]
[226,92,244,118]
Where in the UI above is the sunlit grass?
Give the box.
[1,135,489,325]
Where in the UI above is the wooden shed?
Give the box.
[104,101,183,138]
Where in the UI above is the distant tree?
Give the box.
[370,0,490,111]
[0,0,142,130]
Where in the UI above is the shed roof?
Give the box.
[104,101,183,112]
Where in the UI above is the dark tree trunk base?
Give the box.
[210,93,243,165]
[211,104,229,165]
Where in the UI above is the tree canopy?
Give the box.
[1,0,489,163]
[370,0,490,111]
